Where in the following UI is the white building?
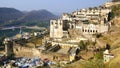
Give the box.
[103,49,114,63]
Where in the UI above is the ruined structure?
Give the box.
[50,4,111,43]
[48,4,112,62]
[3,38,41,58]
[3,38,14,57]
[50,19,63,41]
[3,1,117,64]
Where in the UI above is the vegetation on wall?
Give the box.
[111,4,120,17]
[78,41,87,50]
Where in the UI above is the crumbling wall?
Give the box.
[13,45,40,58]
[68,29,82,39]
[40,52,70,62]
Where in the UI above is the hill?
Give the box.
[112,0,120,2]
[0,7,24,25]
[16,10,57,27]
[0,8,57,27]
[20,10,57,22]
[97,17,120,68]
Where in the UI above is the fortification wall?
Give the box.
[13,45,40,58]
[40,52,69,62]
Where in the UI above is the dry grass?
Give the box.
[100,17,120,68]
[28,37,43,46]
[105,54,120,68]
[99,24,120,50]
[64,59,104,68]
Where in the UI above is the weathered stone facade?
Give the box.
[13,45,40,58]
[76,24,108,34]
[50,5,111,41]
[40,52,70,62]
[50,19,63,41]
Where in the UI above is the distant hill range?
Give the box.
[0,7,57,27]
[112,0,120,2]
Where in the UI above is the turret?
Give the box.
[3,38,14,57]
[50,19,63,41]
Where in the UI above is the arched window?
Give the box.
[104,18,107,24]
[71,24,74,29]
[82,29,84,32]
[88,30,89,32]
[93,30,95,33]
[90,30,92,32]
[51,22,53,25]
[96,30,98,33]
[68,32,69,34]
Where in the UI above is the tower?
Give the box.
[3,38,14,57]
[50,19,63,41]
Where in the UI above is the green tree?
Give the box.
[111,4,120,17]
[95,51,103,59]
[79,41,87,50]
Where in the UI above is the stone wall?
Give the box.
[52,41,78,48]
[99,25,109,33]
[76,24,109,34]
[13,45,71,62]
[13,45,40,58]
[68,29,82,39]
[40,52,70,62]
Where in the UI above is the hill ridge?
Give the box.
[0,7,57,27]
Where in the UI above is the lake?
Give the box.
[0,28,42,38]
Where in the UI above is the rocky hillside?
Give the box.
[63,4,120,68]
[99,17,120,68]
[90,4,120,68]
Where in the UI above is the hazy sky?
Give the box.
[0,0,109,14]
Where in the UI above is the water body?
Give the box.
[0,28,42,38]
